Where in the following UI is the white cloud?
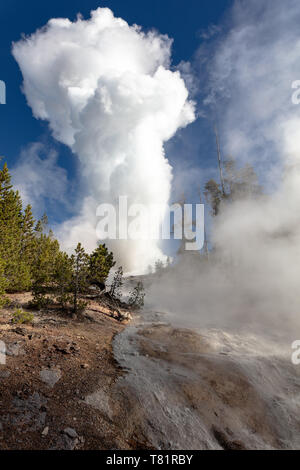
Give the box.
[204,0,300,183]
[11,142,67,214]
[197,24,222,41]
[13,7,195,272]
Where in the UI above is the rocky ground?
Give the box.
[114,310,300,450]
[2,289,299,450]
[0,292,147,450]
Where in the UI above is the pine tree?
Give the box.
[31,231,60,308]
[89,244,115,291]
[34,220,43,234]
[0,164,26,291]
[21,204,35,272]
[109,266,123,299]
[223,157,262,200]
[128,281,145,309]
[0,162,123,317]
[204,179,222,216]
[70,243,89,315]
[54,252,73,310]
[154,259,164,275]
[0,258,8,307]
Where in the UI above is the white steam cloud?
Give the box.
[12,7,195,272]
[208,0,300,329]
[147,0,300,336]
[11,142,68,214]
[205,0,300,181]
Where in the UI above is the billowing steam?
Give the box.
[12,7,195,273]
[148,0,300,336]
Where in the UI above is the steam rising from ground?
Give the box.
[13,7,195,272]
[148,0,300,335]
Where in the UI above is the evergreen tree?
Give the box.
[31,232,60,308]
[0,162,122,317]
[223,157,262,200]
[33,234,60,285]
[34,220,43,234]
[21,204,35,270]
[128,281,145,309]
[204,179,222,216]
[70,243,89,315]
[204,158,262,218]
[154,259,164,275]
[54,252,73,310]
[89,244,115,291]
[109,266,123,299]
[0,258,8,307]
[0,163,26,291]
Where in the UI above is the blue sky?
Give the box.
[0,1,231,220]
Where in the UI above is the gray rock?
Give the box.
[84,389,112,419]
[63,427,78,439]
[0,370,10,379]
[53,434,79,450]
[40,367,61,388]
[10,392,47,431]
[6,342,25,356]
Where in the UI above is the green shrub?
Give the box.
[29,292,51,310]
[11,308,34,324]
[74,299,88,316]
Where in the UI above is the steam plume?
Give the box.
[148,0,300,335]
[12,7,195,272]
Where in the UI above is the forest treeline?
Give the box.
[0,162,119,315]
[204,157,262,216]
